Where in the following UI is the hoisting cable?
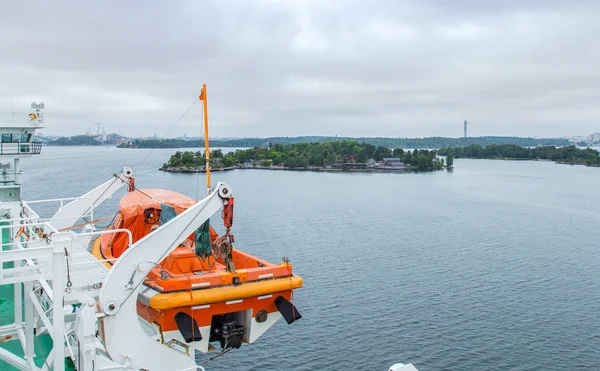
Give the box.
[132,99,199,173]
[198,348,234,367]
[126,181,161,204]
[65,169,126,231]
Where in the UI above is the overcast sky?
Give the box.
[1,1,599,138]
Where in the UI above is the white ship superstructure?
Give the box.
[0,105,236,370]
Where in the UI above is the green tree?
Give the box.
[162,140,452,171]
[446,154,454,167]
[222,156,235,167]
[417,155,431,171]
[310,153,324,166]
[392,148,405,157]
[211,149,224,158]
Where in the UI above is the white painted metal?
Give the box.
[49,167,132,231]
[162,326,212,353]
[0,112,147,370]
[65,235,109,298]
[73,299,97,370]
[0,168,134,371]
[150,310,282,354]
[51,233,67,371]
[98,182,232,371]
[23,281,34,361]
[389,364,419,371]
[246,311,283,344]
[0,347,29,371]
[0,166,132,371]
[28,290,53,337]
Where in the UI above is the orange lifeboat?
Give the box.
[92,188,302,353]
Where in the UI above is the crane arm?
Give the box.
[49,167,133,231]
[98,182,232,371]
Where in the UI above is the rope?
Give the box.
[120,176,162,205]
[106,213,124,249]
[132,99,199,173]
[67,171,125,230]
[133,187,161,204]
[94,211,118,230]
[198,348,233,367]
[57,215,113,232]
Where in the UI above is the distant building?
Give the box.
[464,119,468,138]
[340,162,368,169]
[345,155,358,163]
[382,158,405,167]
[588,132,600,143]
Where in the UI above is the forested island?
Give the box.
[48,135,103,146]
[160,141,452,173]
[438,144,600,166]
[122,135,570,150]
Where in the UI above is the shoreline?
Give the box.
[453,157,600,167]
[159,165,451,173]
[556,161,600,167]
[159,166,236,173]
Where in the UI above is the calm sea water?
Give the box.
[20,147,600,371]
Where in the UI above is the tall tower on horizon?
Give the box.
[464,119,468,138]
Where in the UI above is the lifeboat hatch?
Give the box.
[209,312,246,350]
[175,312,203,343]
[275,295,302,324]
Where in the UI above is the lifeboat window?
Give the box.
[144,208,161,224]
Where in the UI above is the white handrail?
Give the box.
[0,246,52,262]
[0,213,96,225]
[24,196,91,204]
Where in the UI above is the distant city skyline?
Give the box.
[30,116,597,140]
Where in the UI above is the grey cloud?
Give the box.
[1,0,599,137]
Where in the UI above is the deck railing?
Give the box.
[0,141,43,155]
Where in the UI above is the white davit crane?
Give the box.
[0,164,233,370]
[0,111,236,371]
